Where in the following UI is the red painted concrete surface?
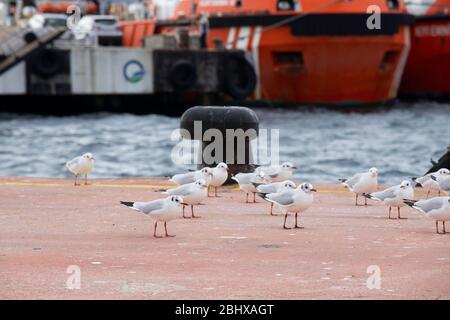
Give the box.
[0,177,449,300]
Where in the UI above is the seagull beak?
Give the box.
[292,166,297,169]
[400,186,405,189]
[181,202,188,206]
[311,188,317,192]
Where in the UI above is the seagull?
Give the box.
[261,183,316,229]
[120,195,186,238]
[363,180,414,219]
[170,167,213,186]
[65,153,95,186]
[231,171,268,203]
[209,162,229,197]
[256,162,296,183]
[430,170,450,195]
[404,197,450,234]
[339,167,378,206]
[413,168,450,198]
[164,179,208,219]
[255,180,297,215]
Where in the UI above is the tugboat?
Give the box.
[158,0,414,106]
[400,0,450,100]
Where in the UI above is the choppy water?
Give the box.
[0,101,449,184]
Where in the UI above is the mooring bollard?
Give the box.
[426,146,450,174]
[180,106,259,179]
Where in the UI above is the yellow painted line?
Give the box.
[0,181,351,194]
[0,182,176,190]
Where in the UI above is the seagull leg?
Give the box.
[388,207,393,219]
[426,190,430,199]
[74,174,79,186]
[364,196,368,206]
[246,193,249,203]
[444,221,446,234]
[253,192,256,203]
[191,205,200,218]
[283,213,291,230]
[355,194,358,206]
[207,186,211,197]
[153,221,162,238]
[436,221,439,234]
[294,212,304,229]
[182,205,190,219]
[398,207,407,219]
[164,221,175,237]
[269,203,275,216]
[84,174,88,185]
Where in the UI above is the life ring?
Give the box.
[168,60,197,91]
[224,55,257,100]
[31,49,63,79]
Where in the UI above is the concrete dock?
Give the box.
[0,177,449,299]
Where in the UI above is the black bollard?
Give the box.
[180,106,259,179]
[426,146,450,174]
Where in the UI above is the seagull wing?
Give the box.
[370,186,398,201]
[167,183,194,197]
[266,190,295,206]
[133,199,166,214]
[413,197,447,214]
[342,173,363,188]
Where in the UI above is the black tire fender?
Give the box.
[168,60,197,91]
[31,50,63,79]
[224,54,257,100]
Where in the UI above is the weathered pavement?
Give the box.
[0,177,449,299]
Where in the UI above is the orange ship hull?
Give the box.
[165,0,414,105]
[400,0,450,99]
[209,20,411,104]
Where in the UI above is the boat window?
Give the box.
[277,0,295,11]
[386,0,399,9]
[94,19,117,26]
[45,18,67,28]
[273,52,304,66]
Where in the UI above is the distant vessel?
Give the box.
[159,0,414,106]
[400,0,450,100]
[38,0,99,14]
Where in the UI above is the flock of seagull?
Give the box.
[65,152,450,238]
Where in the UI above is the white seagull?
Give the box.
[164,179,208,219]
[209,162,229,197]
[262,183,316,229]
[232,171,268,203]
[364,180,414,219]
[431,170,450,195]
[65,152,95,186]
[256,162,297,183]
[404,197,450,234]
[120,195,186,238]
[170,167,213,186]
[414,168,450,198]
[255,180,297,215]
[339,167,378,206]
